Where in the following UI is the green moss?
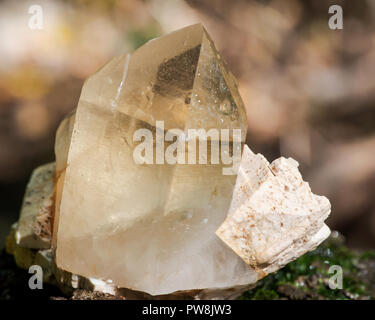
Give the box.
[240,233,375,300]
[360,251,375,260]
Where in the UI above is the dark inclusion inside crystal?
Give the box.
[152,41,239,119]
[153,45,201,97]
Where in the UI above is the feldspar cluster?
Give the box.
[8,24,331,299]
[216,146,331,277]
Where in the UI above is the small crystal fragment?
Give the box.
[16,162,54,249]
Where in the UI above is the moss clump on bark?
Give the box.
[240,233,375,300]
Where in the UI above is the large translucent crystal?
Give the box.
[54,24,256,295]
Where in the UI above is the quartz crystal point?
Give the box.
[54,24,256,295]
[216,145,331,277]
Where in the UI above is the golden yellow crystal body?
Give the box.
[54,24,254,295]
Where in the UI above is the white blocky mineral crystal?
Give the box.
[216,145,331,278]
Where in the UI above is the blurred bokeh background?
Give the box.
[0,0,374,249]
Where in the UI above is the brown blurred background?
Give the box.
[0,0,374,249]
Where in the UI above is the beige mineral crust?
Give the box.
[15,162,54,249]
[216,145,331,277]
